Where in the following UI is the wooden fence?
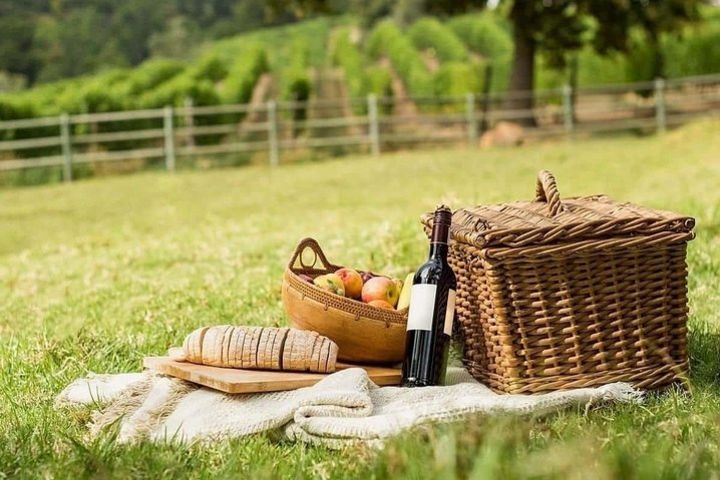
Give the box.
[1,72,720,183]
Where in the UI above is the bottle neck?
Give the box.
[429,242,448,260]
[429,206,451,261]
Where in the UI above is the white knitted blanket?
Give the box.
[57,367,641,448]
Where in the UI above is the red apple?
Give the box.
[368,299,394,310]
[361,276,400,307]
[335,267,363,299]
[298,274,314,283]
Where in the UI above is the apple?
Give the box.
[335,268,363,299]
[367,299,394,310]
[361,276,400,307]
[313,273,345,296]
[298,274,314,283]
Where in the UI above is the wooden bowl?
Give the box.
[281,238,408,364]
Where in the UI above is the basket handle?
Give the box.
[288,238,335,271]
[534,170,565,217]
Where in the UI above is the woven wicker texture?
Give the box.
[425,170,695,250]
[282,238,408,364]
[423,170,695,394]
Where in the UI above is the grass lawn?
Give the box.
[2,121,720,479]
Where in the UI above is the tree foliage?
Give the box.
[0,0,308,86]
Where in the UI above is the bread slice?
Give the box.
[228,327,242,368]
[318,337,331,373]
[272,328,289,370]
[326,340,339,372]
[249,327,265,370]
[221,326,234,367]
[257,327,274,370]
[201,326,220,365]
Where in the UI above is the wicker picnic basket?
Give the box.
[422,170,695,394]
[282,238,408,364]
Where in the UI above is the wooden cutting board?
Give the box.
[143,356,402,394]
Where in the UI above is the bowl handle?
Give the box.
[288,238,336,272]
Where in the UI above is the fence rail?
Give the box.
[2,73,720,183]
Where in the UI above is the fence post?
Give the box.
[465,93,478,146]
[562,84,575,136]
[59,113,73,182]
[183,97,195,149]
[163,105,176,172]
[267,100,279,167]
[367,94,380,156]
[655,78,667,133]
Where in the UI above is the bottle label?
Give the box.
[444,289,456,336]
[406,284,437,331]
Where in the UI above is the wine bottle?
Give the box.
[401,205,457,387]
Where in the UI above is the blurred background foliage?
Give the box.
[0,0,719,120]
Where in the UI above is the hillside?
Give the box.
[2,10,720,123]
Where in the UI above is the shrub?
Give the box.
[366,66,392,97]
[139,76,220,108]
[186,54,228,83]
[433,61,483,97]
[0,95,36,122]
[332,27,367,99]
[663,25,720,78]
[280,42,311,102]
[0,96,38,145]
[366,21,433,97]
[574,49,628,87]
[122,59,185,96]
[408,18,468,62]
[448,14,511,61]
[222,45,269,104]
[10,79,80,116]
[56,70,129,114]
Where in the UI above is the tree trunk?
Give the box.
[506,5,537,127]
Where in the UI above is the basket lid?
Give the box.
[422,170,695,249]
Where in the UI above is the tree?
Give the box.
[346,0,703,123]
[0,15,42,84]
[479,1,702,121]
